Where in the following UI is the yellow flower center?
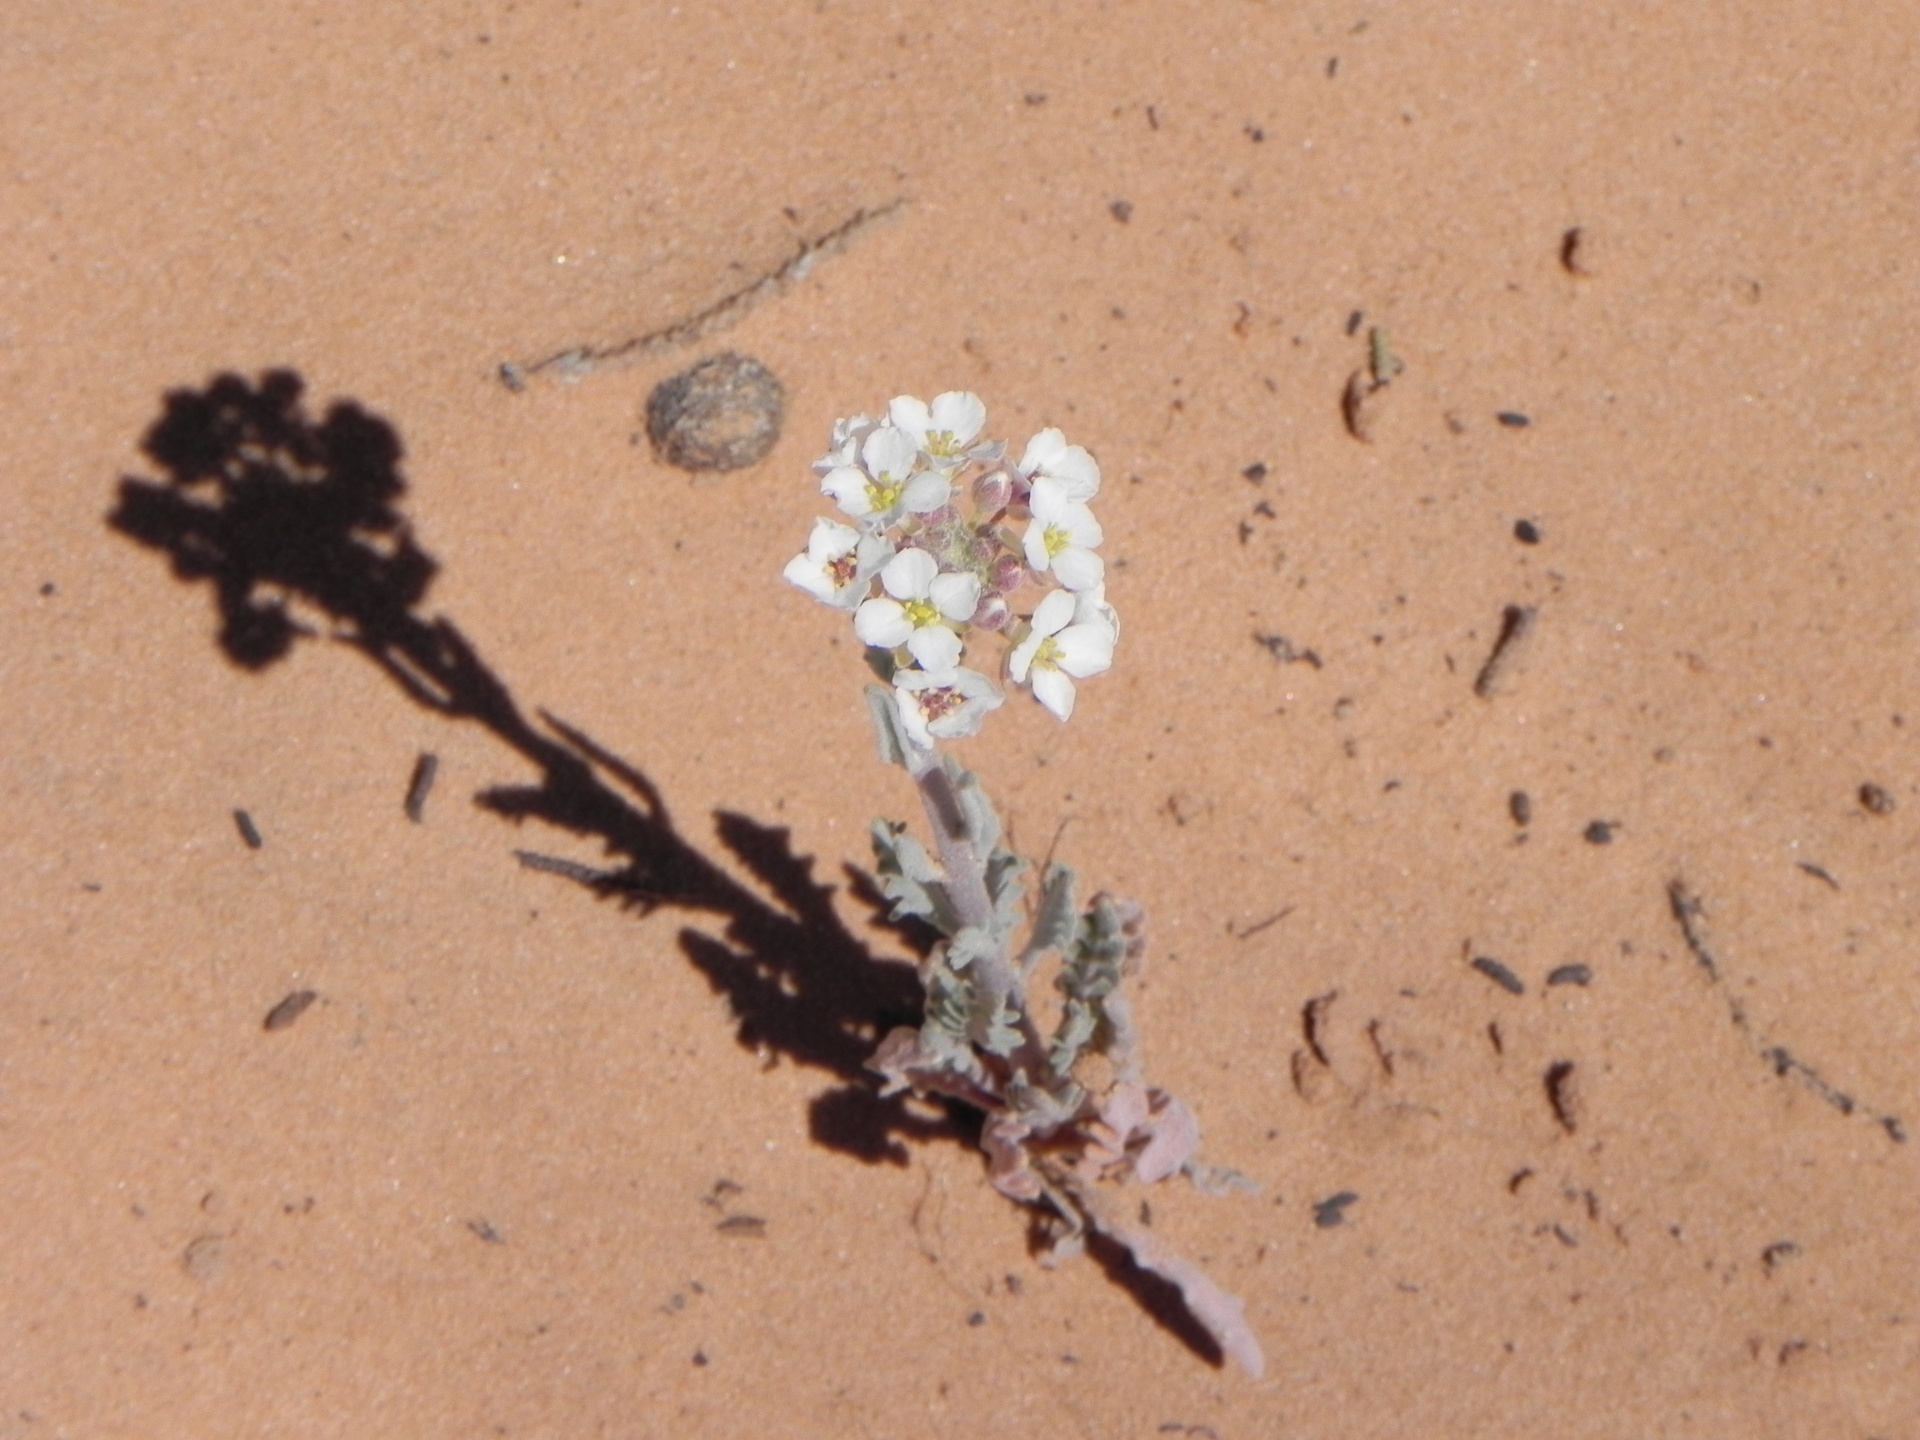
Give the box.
[903,598,940,628]
[1043,523,1072,559]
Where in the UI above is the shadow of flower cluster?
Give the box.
[109,369,934,1163]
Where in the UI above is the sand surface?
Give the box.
[2,3,1915,1435]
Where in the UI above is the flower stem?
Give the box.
[907,743,1051,1071]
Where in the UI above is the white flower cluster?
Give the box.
[785,391,1118,746]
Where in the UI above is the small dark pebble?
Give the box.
[1242,461,1268,483]
[1513,518,1541,544]
[404,752,439,823]
[233,809,263,850]
[1472,956,1526,995]
[1858,782,1896,815]
[1508,790,1532,826]
[715,1215,767,1239]
[466,1218,505,1245]
[1313,1192,1359,1228]
[692,1350,709,1367]
[1345,309,1364,336]
[1761,1240,1800,1272]
[967,1311,986,1327]
[39,581,56,597]
[1108,199,1134,224]
[263,990,318,1032]
[1496,411,1531,428]
[1546,964,1592,988]
[1545,1060,1580,1132]
[645,352,785,473]
[1583,820,1617,845]
[1560,226,1593,276]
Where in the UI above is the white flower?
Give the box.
[890,391,988,467]
[783,519,893,610]
[812,413,879,477]
[821,424,951,526]
[1017,427,1101,501]
[854,549,982,672]
[1022,477,1105,591]
[1070,582,1121,645]
[1008,588,1116,721]
[894,666,1004,747]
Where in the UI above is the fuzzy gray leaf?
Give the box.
[947,923,1000,973]
[863,684,910,768]
[1048,997,1098,1077]
[942,754,1002,852]
[871,820,956,931]
[1031,863,1079,958]
[975,988,1024,1058]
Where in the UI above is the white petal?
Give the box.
[907,625,963,673]
[1028,476,1070,521]
[929,571,982,622]
[1023,519,1053,574]
[1030,588,1077,637]
[855,598,914,649]
[881,548,939,600]
[903,471,952,513]
[822,466,875,517]
[1007,630,1042,684]
[1052,548,1106,592]
[1044,445,1101,500]
[894,686,935,749]
[930,391,986,446]
[807,517,860,560]
[887,395,932,441]
[1031,667,1077,721]
[1071,585,1120,641]
[783,551,834,600]
[862,425,919,480]
[1019,427,1067,477]
[1053,621,1115,677]
[1063,504,1103,549]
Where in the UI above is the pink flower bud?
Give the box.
[972,467,1013,514]
[989,551,1027,594]
[970,593,1012,632]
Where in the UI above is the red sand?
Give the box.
[2,4,1914,1435]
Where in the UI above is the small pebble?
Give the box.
[1546,964,1592,988]
[1859,782,1896,816]
[263,990,318,1032]
[1313,1192,1359,1228]
[1471,956,1525,995]
[1508,790,1532,826]
[1513,518,1541,544]
[233,809,263,850]
[645,353,785,473]
[1496,411,1531,428]
[1583,820,1617,845]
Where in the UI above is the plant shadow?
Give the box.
[108,368,1231,1370]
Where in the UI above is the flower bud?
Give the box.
[969,593,1012,632]
[988,551,1027,595]
[972,467,1013,514]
